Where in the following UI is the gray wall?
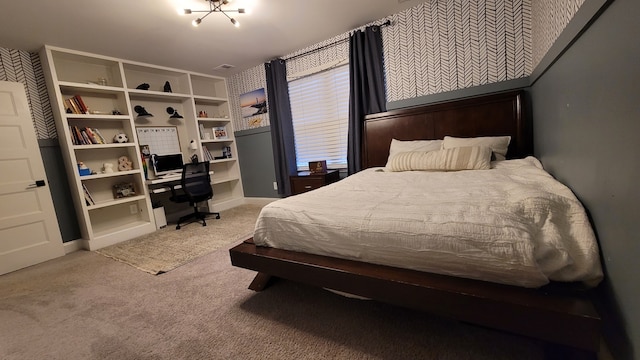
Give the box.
[38,139,81,242]
[530,0,639,358]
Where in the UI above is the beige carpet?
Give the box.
[0,239,551,360]
[96,204,263,274]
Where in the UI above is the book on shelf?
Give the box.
[64,95,88,114]
[92,128,107,144]
[74,95,88,113]
[80,129,92,145]
[68,97,81,114]
[64,98,76,114]
[69,126,78,144]
[199,123,206,140]
[69,126,106,145]
[202,146,213,161]
[82,183,95,205]
[84,127,102,144]
[70,126,84,145]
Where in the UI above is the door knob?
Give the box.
[27,180,46,188]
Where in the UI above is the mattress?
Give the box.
[253,157,603,288]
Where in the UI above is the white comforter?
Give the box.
[253,157,603,288]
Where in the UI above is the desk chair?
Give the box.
[169,161,220,229]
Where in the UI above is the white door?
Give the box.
[0,81,65,275]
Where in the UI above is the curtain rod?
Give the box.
[283,20,391,62]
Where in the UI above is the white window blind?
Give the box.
[289,64,349,170]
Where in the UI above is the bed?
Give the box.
[229,90,604,358]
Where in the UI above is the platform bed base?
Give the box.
[230,239,601,359]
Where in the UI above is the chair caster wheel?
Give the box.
[202,223,207,227]
[215,215,220,219]
[176,225,181,230]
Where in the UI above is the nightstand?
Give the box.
[290,169,340,195]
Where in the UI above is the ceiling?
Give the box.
[0,0,424,76]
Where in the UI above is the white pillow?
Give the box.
[442,136,511,161]
[385,139,443,168]
[386,146,492,172]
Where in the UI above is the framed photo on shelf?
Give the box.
[139,144,151,158]
[213,126,228,140]
[308,160,327,174]
[113,182,136,198]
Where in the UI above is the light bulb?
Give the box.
[231,18,239,27]
[180,8,192,15]
[192,18,202,27]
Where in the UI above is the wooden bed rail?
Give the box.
[230,239,601,358]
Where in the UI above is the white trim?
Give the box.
[243,197,279,206]
[63,239,83,254]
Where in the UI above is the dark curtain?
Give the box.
[347,25,387,175]
[264,59,297,196]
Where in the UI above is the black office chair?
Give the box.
[169,161,220,229]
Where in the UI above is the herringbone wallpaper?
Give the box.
[1,0,589,136]
[531,0,585,69]
[384,0,531,101]
[228,0,588,131]
[0,48,56,139]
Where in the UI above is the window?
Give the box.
[289,64,349,170]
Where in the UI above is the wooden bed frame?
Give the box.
[229,91,601,359]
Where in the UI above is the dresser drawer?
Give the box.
[289,169,340,195]
[291,177,325,194]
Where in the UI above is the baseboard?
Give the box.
[63,239,83,254]
[242,197,279,206]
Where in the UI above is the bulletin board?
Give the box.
[136,126,181,155]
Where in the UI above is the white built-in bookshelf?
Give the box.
[40,45,243,250]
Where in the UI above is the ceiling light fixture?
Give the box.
[181,0,247,28]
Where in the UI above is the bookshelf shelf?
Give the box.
[196,117,231,122]
[87,195,147,210]
[59,81,124,93]
[72,143,137,150]
[128,89,192,102]
[79,170,140,180]
[66,114,130,120]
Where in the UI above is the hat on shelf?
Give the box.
[166,107,183,119]
[134,105,153,117]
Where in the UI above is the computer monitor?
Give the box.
[151,153,184,177]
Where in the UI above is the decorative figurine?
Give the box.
[118,156,133,171]
[77,162,91,176]
[136,83,150,90]
[102,163,114,173]
[163,81,172,93]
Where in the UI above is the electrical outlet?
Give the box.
[273,181,278,191]
[129,204,138,214]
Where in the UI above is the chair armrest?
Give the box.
[168,183,181,197]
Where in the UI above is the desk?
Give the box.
[145,171,214,194]
[145,171,215,224]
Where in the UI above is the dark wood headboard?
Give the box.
[362,91,531,168]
